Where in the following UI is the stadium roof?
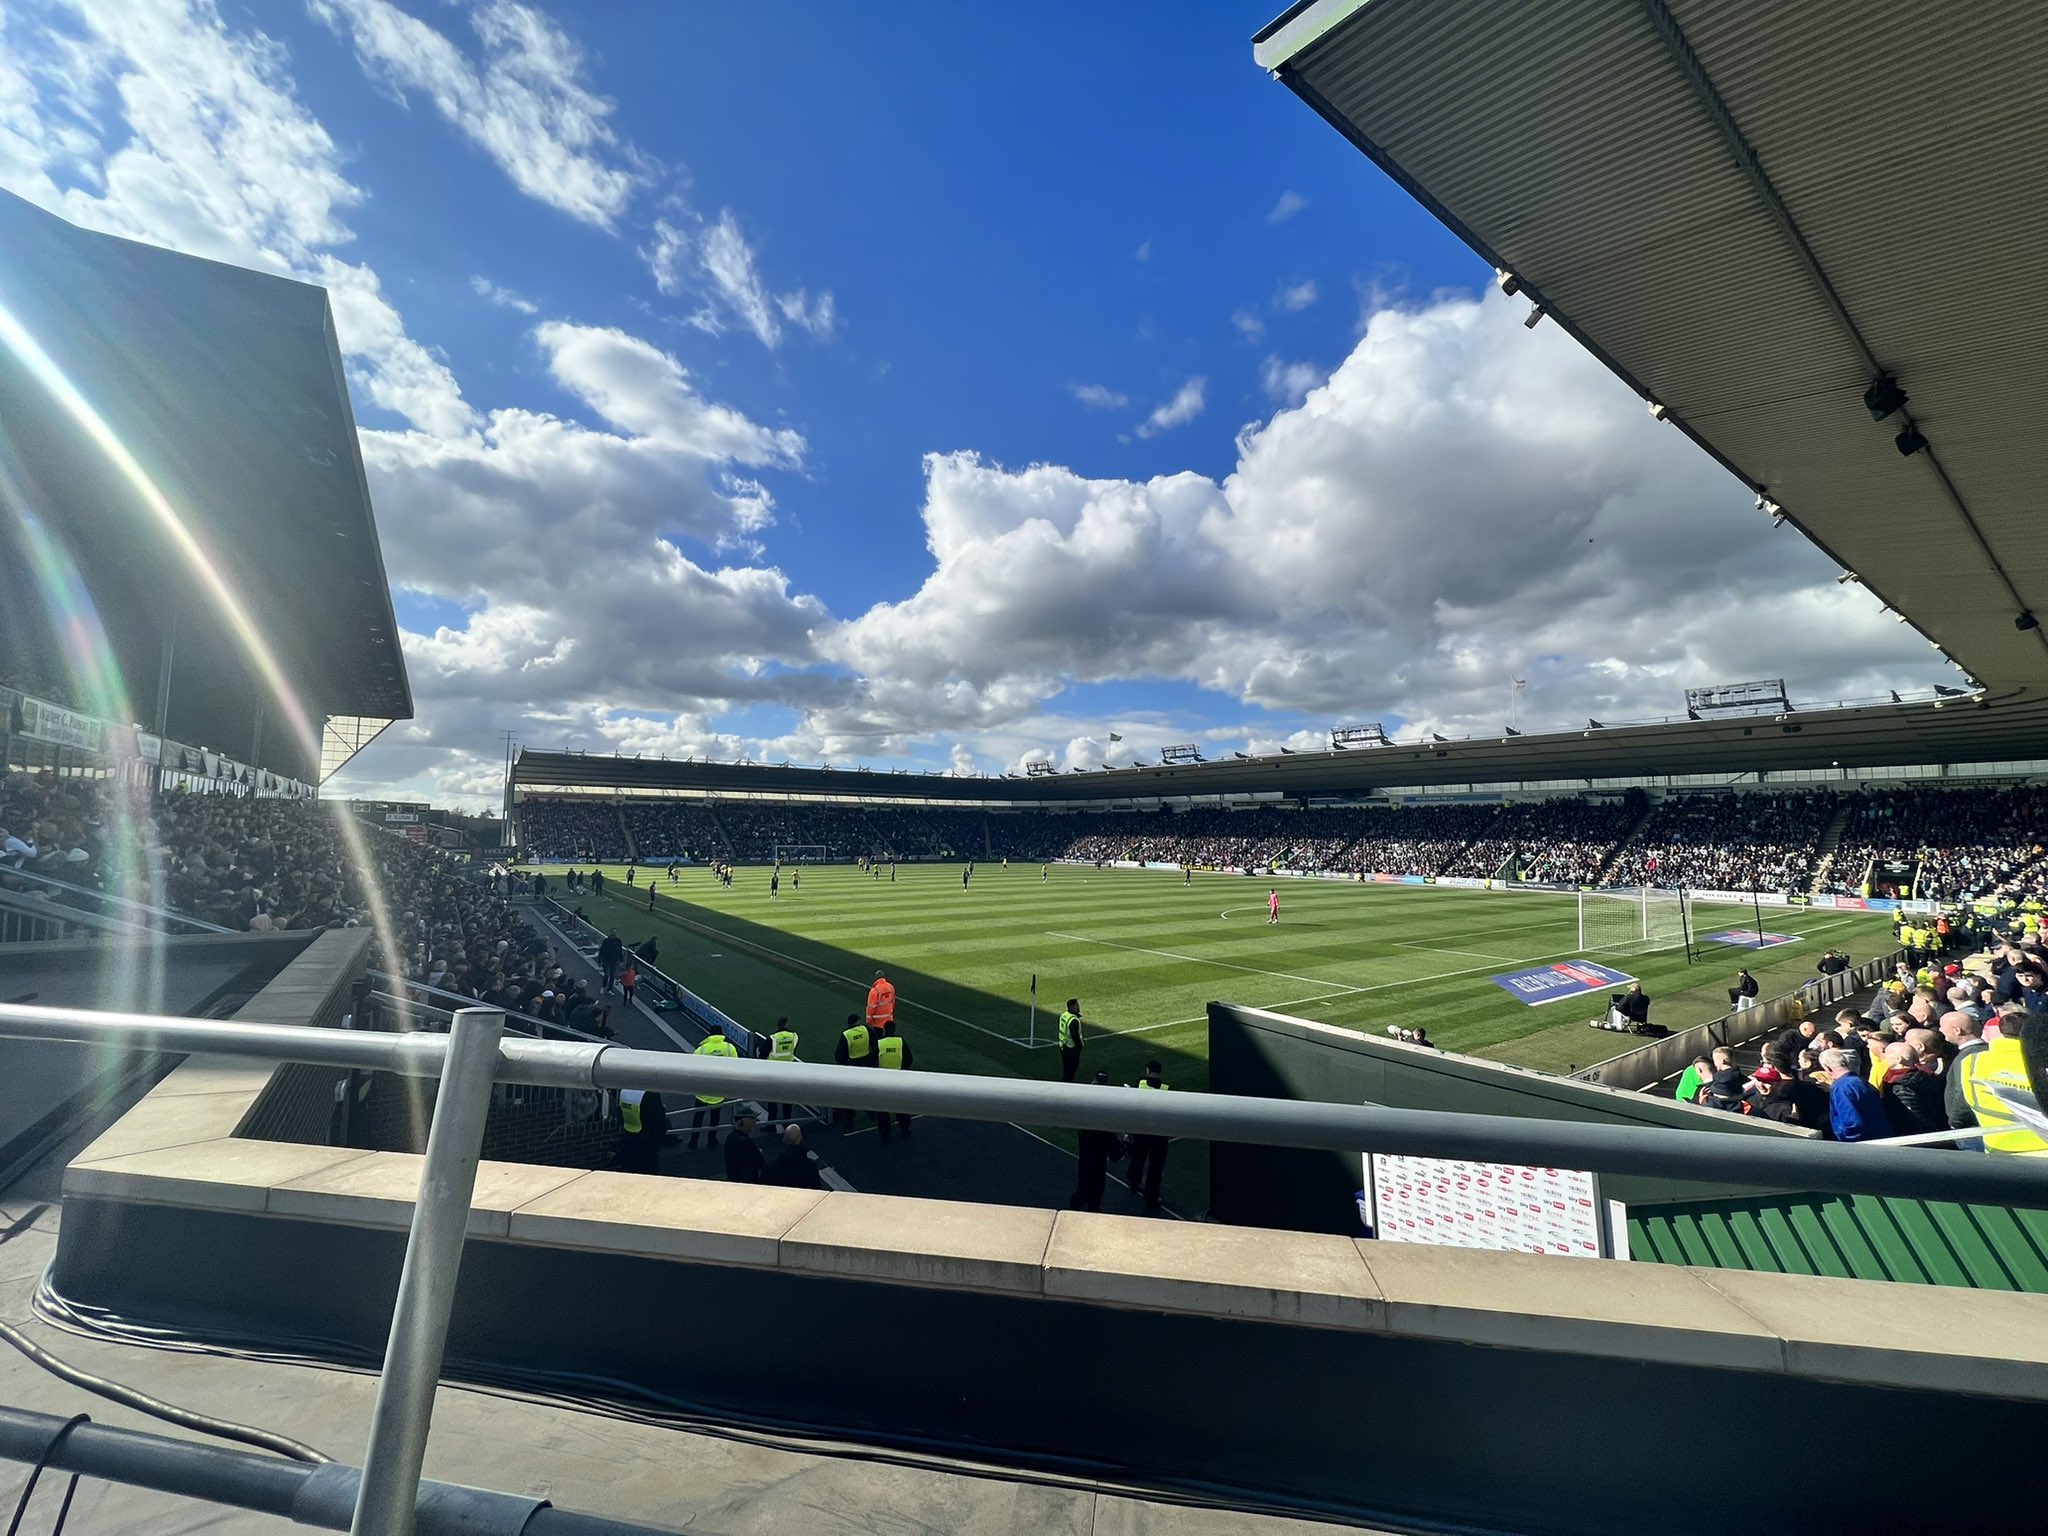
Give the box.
[1255,0,2048,692]
[513,688,2048,803]
[0,191,410,780]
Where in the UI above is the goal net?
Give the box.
[773,844,831,864]
[1577,886,1691,953]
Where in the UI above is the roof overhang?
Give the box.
[1257,0,2048,691]
[0,191,413,778]
[513,689,2048,804]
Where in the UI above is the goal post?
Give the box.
[1577,886,1691,954]
[773,844,832,864]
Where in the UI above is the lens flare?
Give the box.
[0,299,404,981]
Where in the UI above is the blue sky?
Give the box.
[0,1,1951,805]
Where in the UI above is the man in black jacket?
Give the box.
[765,1124,826,1189]
[1879,1042,1947,1137]
[597,931,624,990]
[723,1106,766,1183]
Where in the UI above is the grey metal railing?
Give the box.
[537,897,757,1054]
[1,998,2041,1530]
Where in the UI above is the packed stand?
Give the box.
[1440,798,1638,883]
[621,801,727,862]
[1825,784,2048,900]
[521,799,627,861]
[1603,791,1836,894]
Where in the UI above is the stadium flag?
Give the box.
[1109,732,1123,743]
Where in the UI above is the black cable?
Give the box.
[5,1413,84,1536]
[32,1279,1417,1531]
[0,1316,328,1465]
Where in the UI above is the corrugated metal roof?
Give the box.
[1261,0,2048,691]
[1629,1193,2048,1291]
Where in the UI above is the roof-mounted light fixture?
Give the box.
[1863,375,1909,422]
[1895,424,1929,456]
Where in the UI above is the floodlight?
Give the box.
[2019,611,2041,632]
[1895,424,1929,456]
[1647,400,1668,421]
[1496,269,1520,296]
[1523,304,1545,329]
[1863,375,1909,422]
[1836,571,1858,585]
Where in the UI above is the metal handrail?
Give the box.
[0,868,234,935]
[2,1000,2042,1209]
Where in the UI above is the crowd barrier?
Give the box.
[1570,950,1906,1092]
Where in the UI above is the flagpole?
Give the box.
[1028,973,1037,1046]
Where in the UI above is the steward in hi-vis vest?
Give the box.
[616,1088,669,1174]
[1057,1000,1085,1083]
[871,1031,915,1139]
[685,1034,739,1151]
[1126,1060,1172,1211]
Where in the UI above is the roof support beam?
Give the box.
[1636,0,2045,659]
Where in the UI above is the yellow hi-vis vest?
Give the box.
[1058,1011,1081,1048]
[620,1089,645,1134]
[1137,1078,1168,1091]
[693,1034,738,1105]
[1958,1037,2047,1155]
[842,1023,873,1062]
[876,1035,905,1069]
[768,1030,799,1061]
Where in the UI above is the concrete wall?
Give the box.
[50,1174,2048,1536]
[1208,1003,1807,1234]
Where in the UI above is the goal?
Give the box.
[773,844,832,864]
[1577,886,1692,953]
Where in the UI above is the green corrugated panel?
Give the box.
[1630,1194,2048,1292]
[1845,1195,1930,1284]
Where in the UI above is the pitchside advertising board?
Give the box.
[1489,959,1636,1006]
[1359,1148,1628,1260]
[1703,929,1800,950]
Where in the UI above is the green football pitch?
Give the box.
[537,861,1893,1089]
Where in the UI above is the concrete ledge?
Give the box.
[65,1139,372,1212]
[508,1170,827,1263]
[1698,1266,2048,1399]
[781,1192,1054,1296]
[273,1151,585,1238]
[1047,1212,1382,1330]
[1359,1242,1786,1374]
[69,1088,266,1166]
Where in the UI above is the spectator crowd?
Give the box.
[515,782,2048,902]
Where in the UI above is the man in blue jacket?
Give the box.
[1822,1047,1893,1142]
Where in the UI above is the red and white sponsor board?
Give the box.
[1362,1153,1617,1258]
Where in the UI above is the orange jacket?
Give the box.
[865,977,897,1027]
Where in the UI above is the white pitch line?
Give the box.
[1044,930,1363,990]
[1096,985,1371,1039]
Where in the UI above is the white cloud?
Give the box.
[470,275,538,314]
[1260,355,1322,405]
[651,208,835,348]
[0,0,472,437]
[1231,308,1265,342]
[948,742,978,776]
[1135,376,1206,438]
[309,0,642,229]
[1275,278,1318,312]
[1068,383,1128,410]
[1267,190,1307,224]
[643,216,689,296]
[1134,238,1151,262]
[818,290,1943,753]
